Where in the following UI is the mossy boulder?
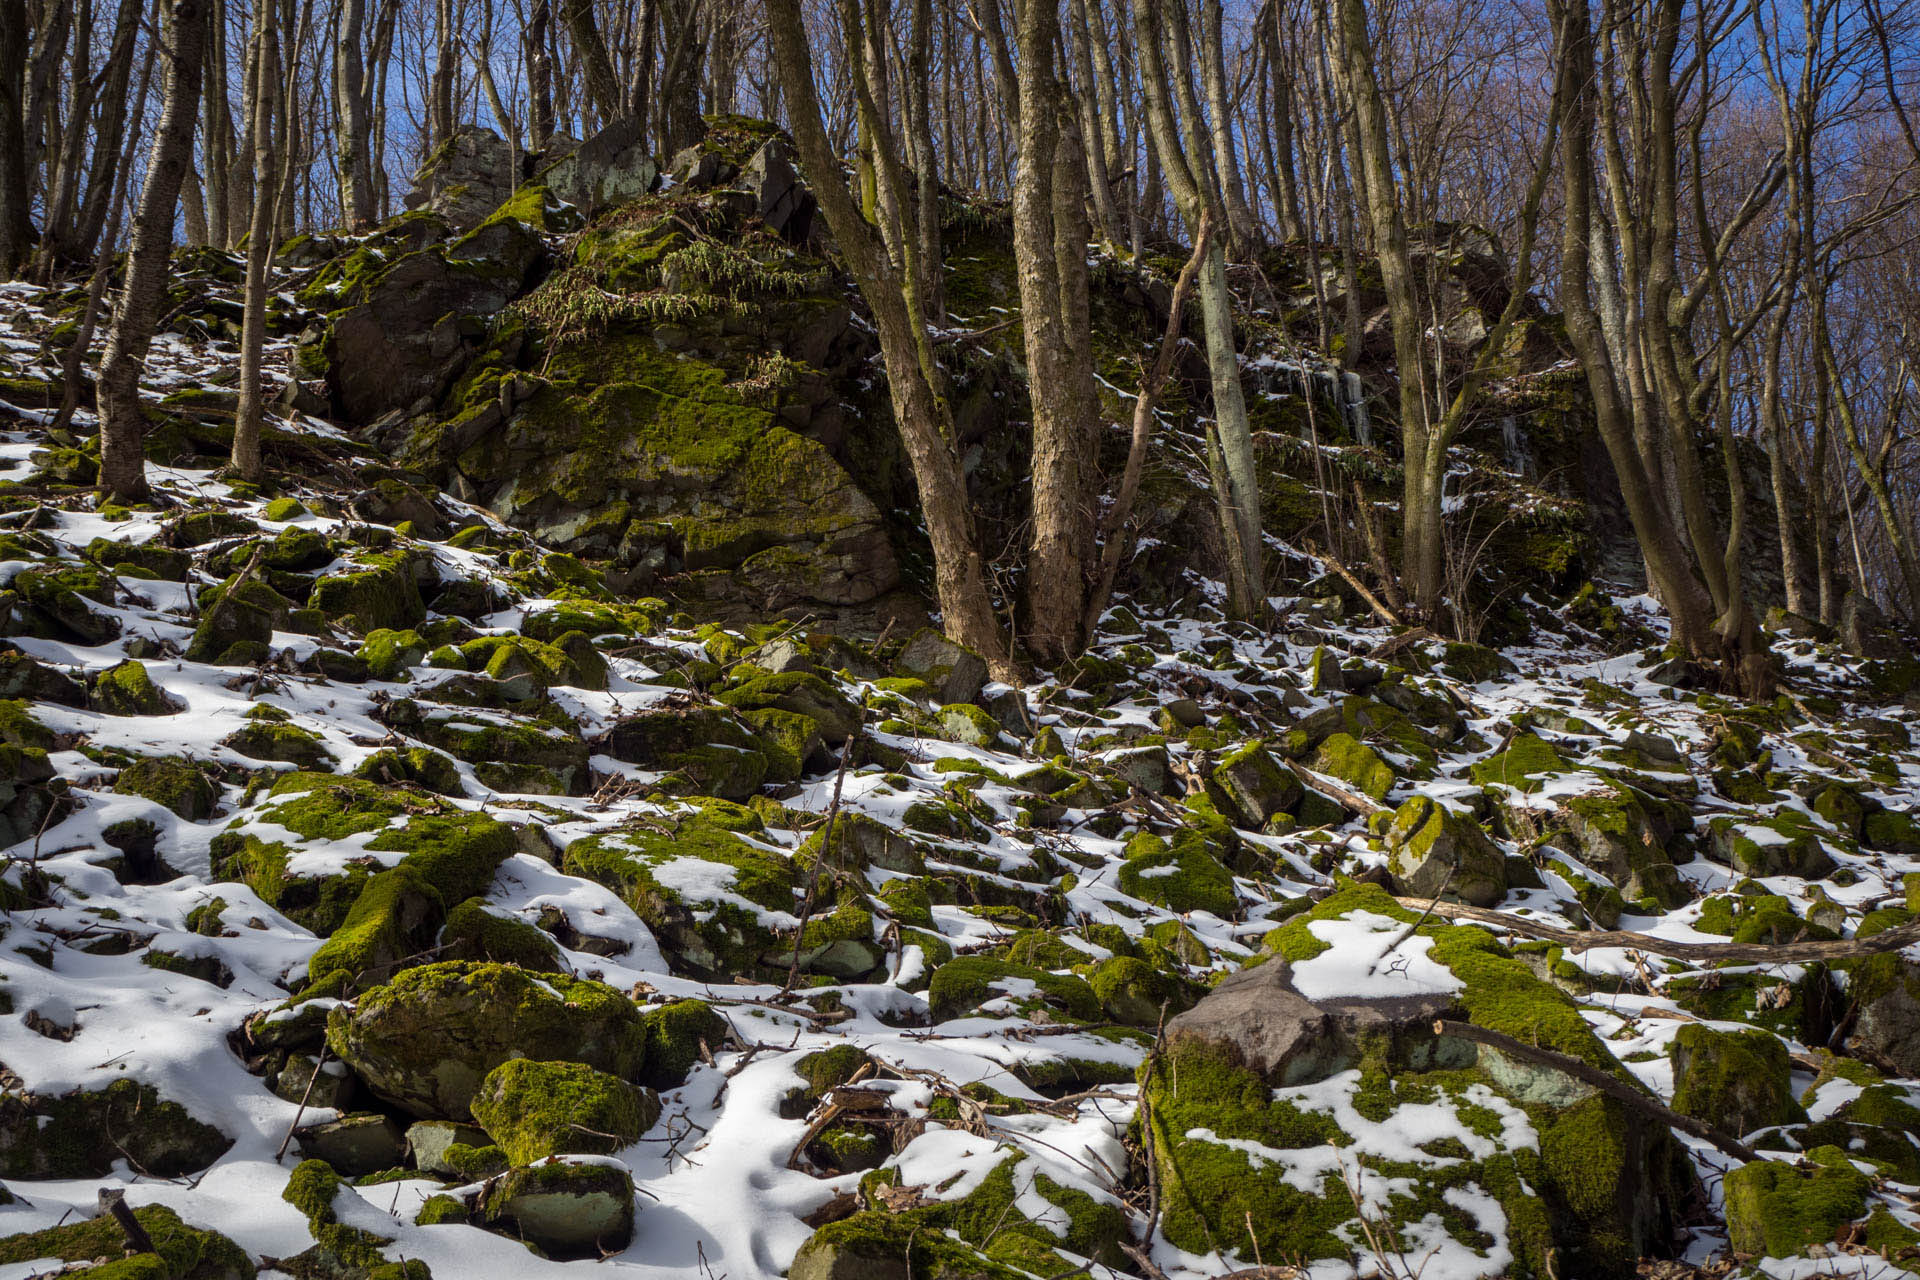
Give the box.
[893,628,989,705]
[91,659,181,716]
[1469,731,1568,793]
[326,960,647,1118]
[438,897,567,971]
[0,1078,232,1178]
[1722,1149,1870,1257]
[115,756,219,819]
[383,698,590,795]
[1706,811,1838,880]
[185,574,276,662]
[471,1058,660,1164]
[1117,830,1239,916]
[1086,955,1196,1026]
[1669,1024,1795,1137]
[601,704,770,799]
[479,1160,636,1258]
[0,1204,253,1279]
[221,719,337,771]
[1844,953,1920,1076]
[638,999,730,1089]
[1209,740,1301,827]
[1308,731,1395,801]
[309,554,426,633]
[1384,794,1507,907]
[927,956,1101,1023]
[717,670,861,742]
[352,746,464,795]
[1148,884,1692,1278]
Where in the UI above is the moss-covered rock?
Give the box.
[222,719,338,771]
[1086,955,1196,1026]
[1469,731,1568,793]
[1117,830,1239,916]
[115,755,219,819]
[1669,1023,1796,1137]
[91,659,181,716]
[0,1078,232,1178]
[480,1159,636,1258]
[1384,795,1507,907]
[471,1058,660,1164]
[1722,1148,1870,1257]
[0,1203,253,1279]
[310,553,426,633]
[638,999,730,1089]
[438,897,567,971]
[927,956,1101,1023]
[600,703,770,799]
[352,746,464,795]
[326,960,647,1118]
[1209,740,1301,826]
[1309,731,1395,801]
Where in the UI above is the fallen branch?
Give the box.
[99,1189,156,1254]
[1284,759,1387,816]
[1433,1018,1756,1161]
[1303,539,1403,628]
[1395,896,1920,964]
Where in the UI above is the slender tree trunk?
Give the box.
[232,0,278,481]
[0,2,32,275]
[562,0,623,128]
[99,0,212,503]
[335,0,374,227]
[768,0,1013,677]
[204,0,234,246]
[525,0,553,150]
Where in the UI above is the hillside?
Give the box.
[0,125,1917,1280]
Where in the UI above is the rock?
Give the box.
[185,573,275,662]
[539,116,659,216]
[317,204,547,423]
[638,999,731,1090]
[1160,697,1206,728]
[1384,795,1507,906]
[471,1058,660,1164]
[294,1111,408,1175]
[1669,1024,1795,1137]
[1501,781,1689,907]
[600,704,771,800]
[1706,813,1837,880]
[405,1119,493,1177]
[0,645,85,704]
[1208,740,1300,826]
[404,125,518,229]
[0,1079,232,1178]
[742,137,815,241]
[326,960,648,1119]
[1145,885,1693,1278]
[115,756,219,819]
[271,1052,357,1110]
[0,1203,252,1279]
[717,671,861,743]
[1117,830,1239,916]
[927,956,1101,1023]
[1722,1149,1869,1257]
[892,629,988,705]
[1845,953,1920,1076]
[1309,731,1395,801]
[90,659,181,715]
[480,1161,636,1258]
[1840,592,1908,661]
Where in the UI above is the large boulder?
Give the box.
[539,117,659,216]
[1144,885,1693,1279]
[480,1161,637,1258]
[326,961,648,1119]
[0,1079,232,1178]
[403,124,519,229]
[1383,794,1508,906]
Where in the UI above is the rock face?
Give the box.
[538,117,660,217]
[1144,886,1692,1279]
[326,961,648,1119]
[403,125,520,229]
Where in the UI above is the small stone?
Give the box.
[294,1112,407,1176]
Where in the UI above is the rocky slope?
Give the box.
[0,129,1916,1280]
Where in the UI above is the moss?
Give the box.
[115,756,219,819]
[470,1058,658,1164]
[1469,732,1567,794]
[306,863,444,985]
[1309,731,1396,801]
[1117,830,1239,916]
[415,1194,471,1226]
[92,659,178,716]
[0,1203,254,1279]
[478,1159,635,1258]
[0,1078,232,1179]
[927,955,1101,1022]
[638,999,729,1089]
[361,628,427,681]
[1087,954,1193,1026]
[439,897,565,971]
[222,720,337,771]
[1723,1149,1870,1257]
[1668,1023,1795,1135]
[352,746,464,795]
[310,554,425,633]
[266,496,309,521]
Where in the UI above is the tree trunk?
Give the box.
[0,1,32,275]
[232,0,278,482]
[767,0,1013,678]
[97,0,211,503]
[335,0,375,228]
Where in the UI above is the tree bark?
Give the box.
[335,0,375,228]
[232,0,278,482]
[767,0,1014,679]
[97,0,212,503]
[0,1,32,275]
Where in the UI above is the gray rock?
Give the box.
[294,1112,407,1176]
[1164,953,1471,1086]
[481,1162,636,1258]
[407,1119,499,1177]
[1209,743,1301,827]
[403,126,518,230]
[893,629,988,705]
[742,138,814,241]
[1384,795,1507,907]
[541,117,658,216]
[1850,955,1920,1076]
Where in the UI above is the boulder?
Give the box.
[1846,953,1920,1076]
[0,1079,232,1178]
[471,1058,660,1164]
[115,756,219,820]
[1208,740,1300,827]
[540,116,659,216]
[405,1119,492,1177]
[326,961,648,1119]
[893,629,989,705]
[293,1111,408,1175]
[1722,1149,1869,1258]
[1145,885,1693,1279]
[1384,795,1507,906]
[742,137,815,241]
[1668,1024,1795,1138]
[0,1204,251,1279]
[480,1161,636,1258]
[404,125,519,229]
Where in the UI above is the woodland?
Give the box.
[0,0,1918,1279]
